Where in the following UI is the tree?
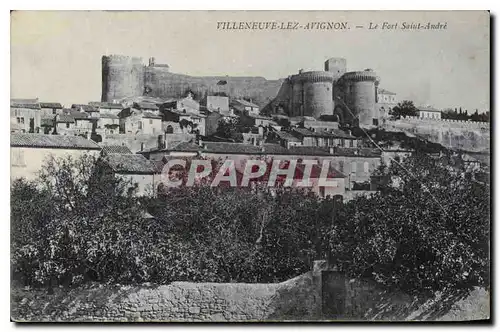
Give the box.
[325,152,490,295]
[11,154,150,288]
[390,100,418,119]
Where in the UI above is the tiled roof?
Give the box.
[203,142,264,154]
[246,112,273,120]
[233,99,259,108]
[88,102,123,109]
[11,100,41,109]
[99,113,119,119]
[102,145,133,154]
[273,131,301,142]
[293,128,354,139]
[71,104,97,112]
[11,134,101,150]
[104,153,158,174]
[170,141,201,152]
[134,102,159,110]
[56,114,75,123]
[143,111,162,119]
[40,102,63,109]
[72,112,91,120]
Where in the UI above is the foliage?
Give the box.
[215,118,241,139]
[11,154,148,288]
[442,108,490,122]
[11,154,335,288]
[12,151,490,296]
[326,152,490,295]
[390,100,418,119]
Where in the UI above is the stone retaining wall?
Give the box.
[12,272,318,322]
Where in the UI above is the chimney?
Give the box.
[198,138,203,147]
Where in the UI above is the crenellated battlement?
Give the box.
[399,116,490,128]
[340,70,380,83]
[102,54,143,65]
[290,71,335,84]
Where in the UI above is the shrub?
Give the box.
[325,152,490,295]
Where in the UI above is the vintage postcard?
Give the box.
[10,10,490,322]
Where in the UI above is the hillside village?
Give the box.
[10,56,491,199]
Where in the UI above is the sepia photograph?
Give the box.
[9,10,490,322]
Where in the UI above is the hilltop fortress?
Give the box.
[101,54,490,153]
[101,55,380,127]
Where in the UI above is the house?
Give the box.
[100,153,160,196]
[231,99,260,115]
[118,108,162,135]
[161,94,207,135]
[202,95,230,113]
[301,119,341,133]
[291,128,358,148]
[54,114,75,133]
[55,111,93,136]
[133,102,160,114]
[88,102,124,115]
[39,102,63,116]
[377,88,398,119]
[267,130,302,148]
[97,113,120,134]
[10,133,101,180]
[71,104,99,118]
[417,106,442,120]
[162,93,200,114]
[10,98,41,133]
[239,112,276,128]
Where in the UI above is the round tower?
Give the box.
[338,69,380,127]
[101,55,144,102]
[291,71,335,118]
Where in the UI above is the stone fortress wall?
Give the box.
[382,117,490,153]
[101,55,283,107]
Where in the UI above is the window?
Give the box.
[149,119,153,125]
[339,161,344,172]
[138,121,143,130]
[351,161,357,175]
[364,162,369,174]
[66,123,70,128]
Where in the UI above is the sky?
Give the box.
[10,11,490,112]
